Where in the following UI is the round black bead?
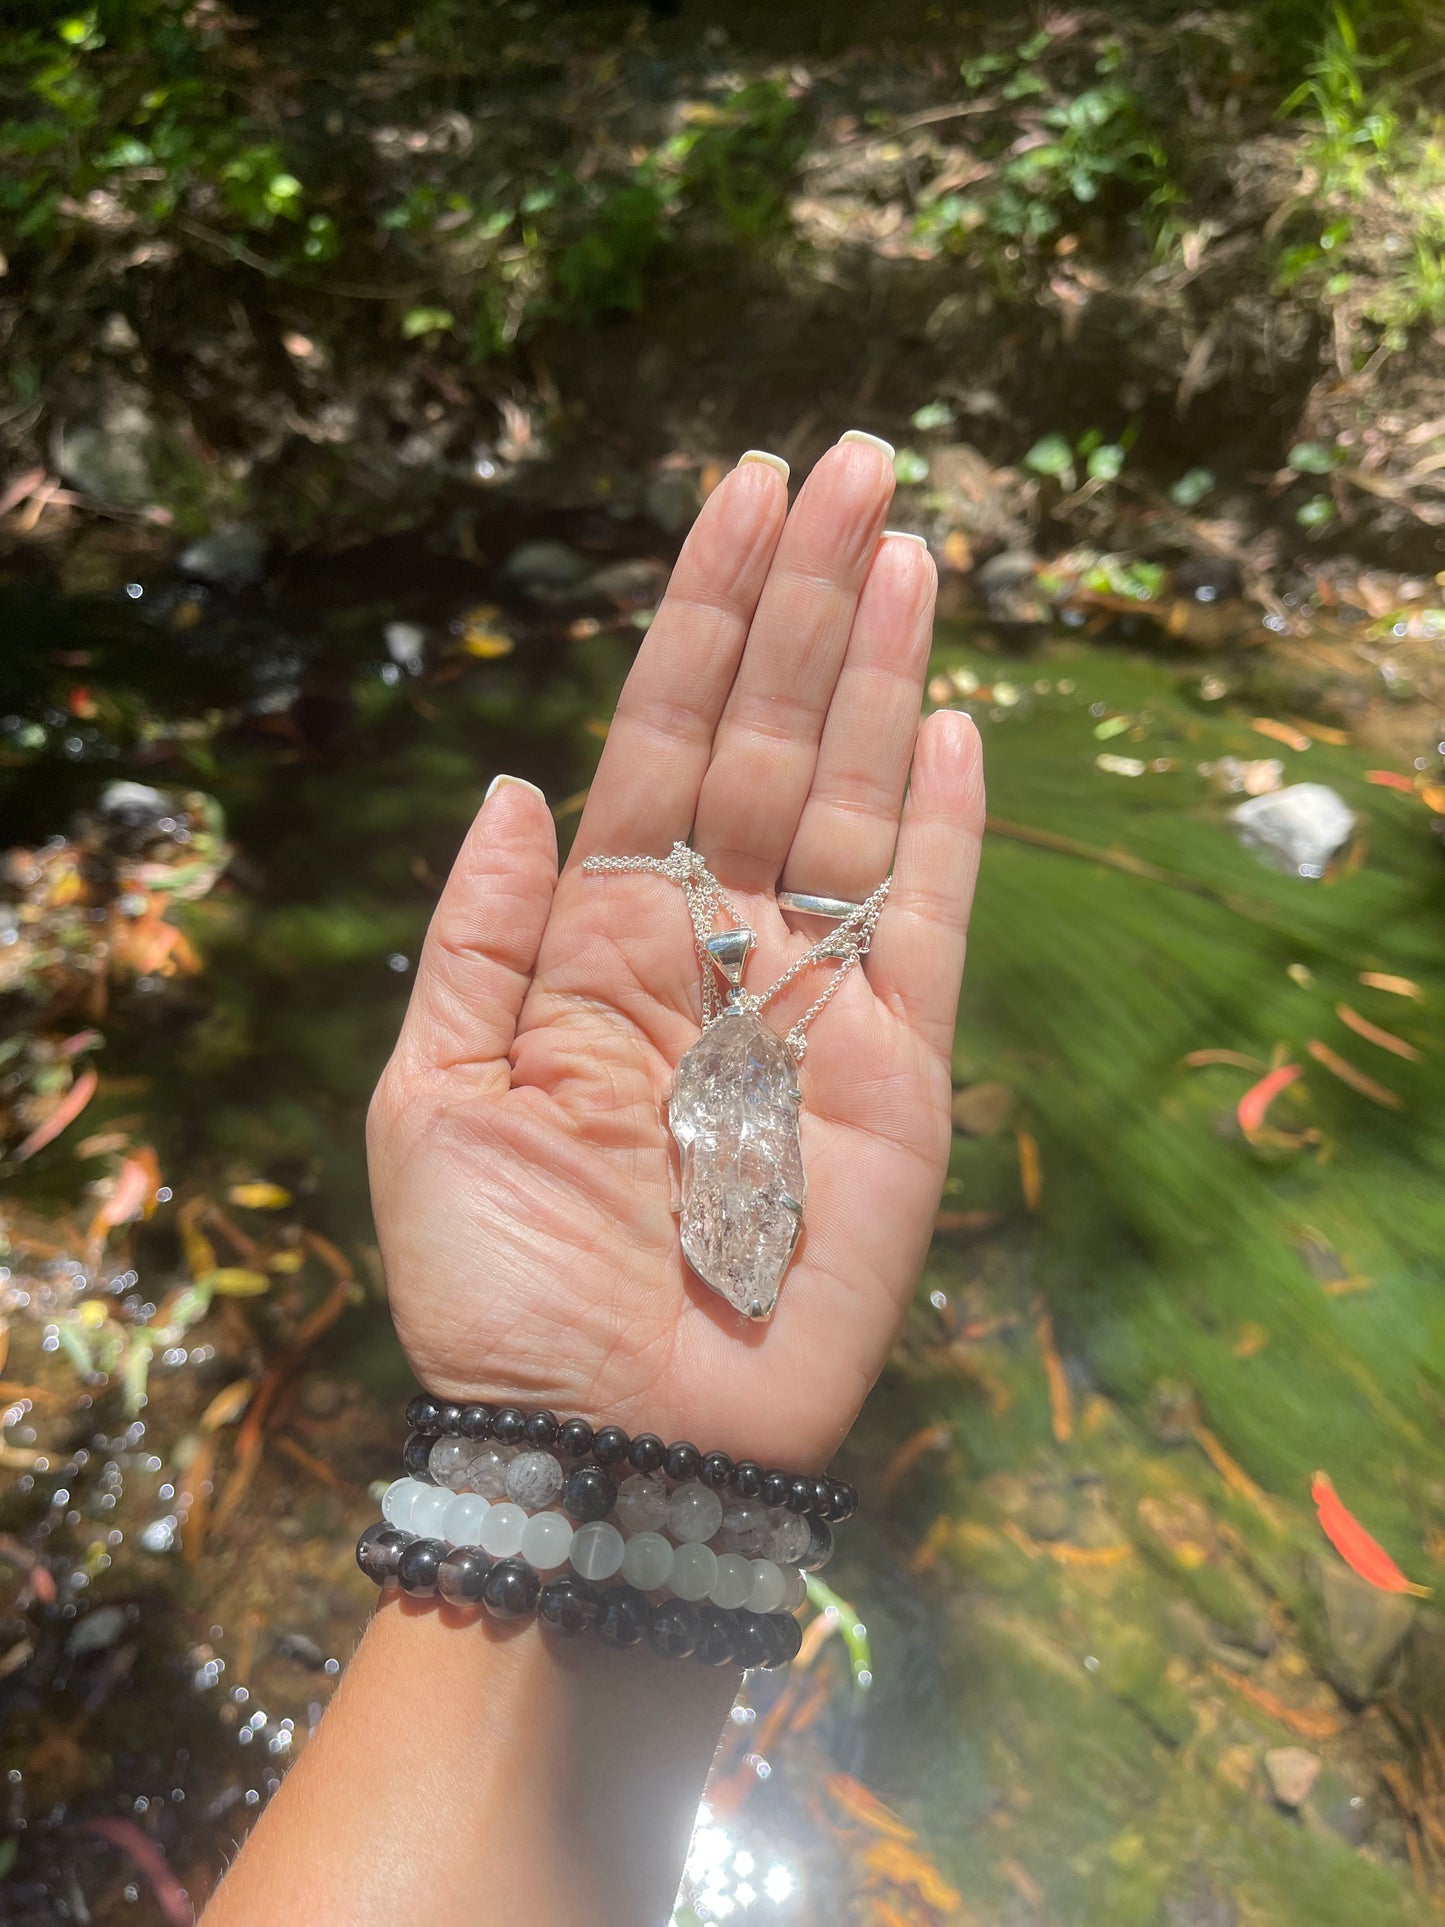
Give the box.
[437,1545,492,1606]
[799,1514,834,1572]
[732,1460,764,1501]
[591,1424,630,1466]
[397,1536,446,1598]
[490,1406,527,1445]
[630,1432,666,1474]
[538,1574,603,1637]
[402,1430,435,1478]
[786,1476,814,1515]
[766,1612,803,1668]
[356,1522,410,1585]
[557,1417,595,1458]
[732,1611,773,1670]
[458,1403,493,1441]
[524,1409,559,1448]
[647,1598,701,1660]
[405,1393,442,1432]
[434,1401,464,1434]
[596,1584,651,1649]
[699,1451,734,1491]
[831,1480,859,1522]
[561,1464,617,1523]
[694,1603,740,1667]
[480,1557,540,1620]
[762,1470,791,1508]
[663,1440,701,1482]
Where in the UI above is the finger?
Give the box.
[567,455,790,868]
[400,776,559,1083]
[691,432,896,891]
[780,531,935,903]
[865,710,985,1060]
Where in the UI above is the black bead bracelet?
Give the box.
[356,1523,804,1669]
[402,1394,859,1523]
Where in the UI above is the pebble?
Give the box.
[1231,784,1355,877]
[1264,1746,1321,1809]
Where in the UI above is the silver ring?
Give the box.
[776,889,864,921]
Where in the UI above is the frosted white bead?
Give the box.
[571,1520,625,1581]
[478,1501,527,1558]
[670,1541,718,1602]
[668,1480,723,1544]
[520,1510,574,1571]
[747,1558,786,1614]
[769,1508,810,1563]
[620,1530,674,1591]
[443,1493,490,1547]
[615,1473,671,1534]
[717,1499,771,1555]
[411,1485,454,1538]
[428,1436,473,1489]
[382,1477,424,1529]
[465,1445,517,1498]
[506,1450,564,1510]
[708,1553,755,1610]
[780,1566,807,1612]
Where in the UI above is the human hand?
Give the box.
[367,434,984,1468]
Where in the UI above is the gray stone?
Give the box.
[501,540,590,595]
[643,470,701,533]
[54,399,162,507]
[1320,1558,1416,1705]
[178,523,265,590]
[668,1007,805,1318]
[1264,1745,1321,1809]
[1231,784,1355,877]
[384,621,427,676]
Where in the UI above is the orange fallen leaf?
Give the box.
[1192,1423,1282,1527]
[1210,1661,1345,1739]
[88,1146,162,1242]
[1311,1471,1431,1597]
[1237,1062,1302,1136]
[1366,770,1417,793]
[1184,1048,1267,1072]
[879,1423,953,1498]
[1421,784,1445,815]
[1335,1002,1423,1062]
[1292,718,1350,745]
[1016,1126,1042,1211]
[1307,1039,1402,1109]
[1359,971,1423,1001]
[1035,1307,1072,1443]
[1251,717,1311,752]
[826,1773,918,1841]
[15,1066,98,1161]
[863,1837,963,1914]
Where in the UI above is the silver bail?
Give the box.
[704,927,754,988]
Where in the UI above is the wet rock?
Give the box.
[1173,555,1243,603]
[1162,1876,1238,1927]
[1231,784,1355,877]
[973,548,1047,623]
[178,523,265,590]
[54,399,163,508]
[1144,1378,1200,1446]
[97,781,172,829]
[950,1080,1014,1136]
[1320,1558,1416,1705]
[384,621,427,676]
[1022,1488,1071,1541]
[583,557,668,607]
[643,470,701,533]
[501,540,590,597]
[66,1606,129,1657]
[1264,1745,1321,1809]
[1302,1766,1372,1847]
[273,1630,327,1669]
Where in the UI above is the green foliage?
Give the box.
[675,80,810,243]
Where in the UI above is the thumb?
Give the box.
[399,774,558,1085]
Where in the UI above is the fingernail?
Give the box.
[841,428,896,460]
[485,773,546,805]
[739,449,790,480]
[883,529,930,548]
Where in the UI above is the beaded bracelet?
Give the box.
[356,1524,804,1669]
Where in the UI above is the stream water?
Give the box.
[1,506,1443,1926]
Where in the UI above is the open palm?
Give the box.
[368,436,984,1470]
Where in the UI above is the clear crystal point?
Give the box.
[668,1007,804,1319]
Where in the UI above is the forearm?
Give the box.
[203,1596,737,1927]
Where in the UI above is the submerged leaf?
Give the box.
[197,1267,271,1297]
[226,1181,293,1209]
[1236,1062,1301,1136]
[1310,1471,1430,1596]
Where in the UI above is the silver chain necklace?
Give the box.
[582,842,888,1320]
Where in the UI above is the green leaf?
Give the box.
[1297,493,1335,528]
[910,401,955,432]
[1169,467,1214,508]
[123,1341,153,1417]
[401,306,455,339]
[1288,441,1338,474]
[1086,443,1125,482]
[1024,434,1076,483]
[893,448,930,485]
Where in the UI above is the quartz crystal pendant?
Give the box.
[668,1005,805,1320]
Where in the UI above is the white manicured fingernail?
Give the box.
[883,529,930,548]
[485,773,546,805]
[841,428,896,460]
[739,449,790,480]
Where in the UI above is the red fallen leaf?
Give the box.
[14,1066,98,1161]
[81,1817,191,1926]
[1310,1472,1431,1597]
[1365,770,1416,793]
[1237,1062,1301,1136]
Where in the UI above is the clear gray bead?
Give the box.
[769,1507,810,1562]
[615,1473,671,1534]
[505,1449,564,1509]
[668,1480,724,1544]
[465,1444,517,1498]
[428,1436,473,1490]
[717,1497,771,1555]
